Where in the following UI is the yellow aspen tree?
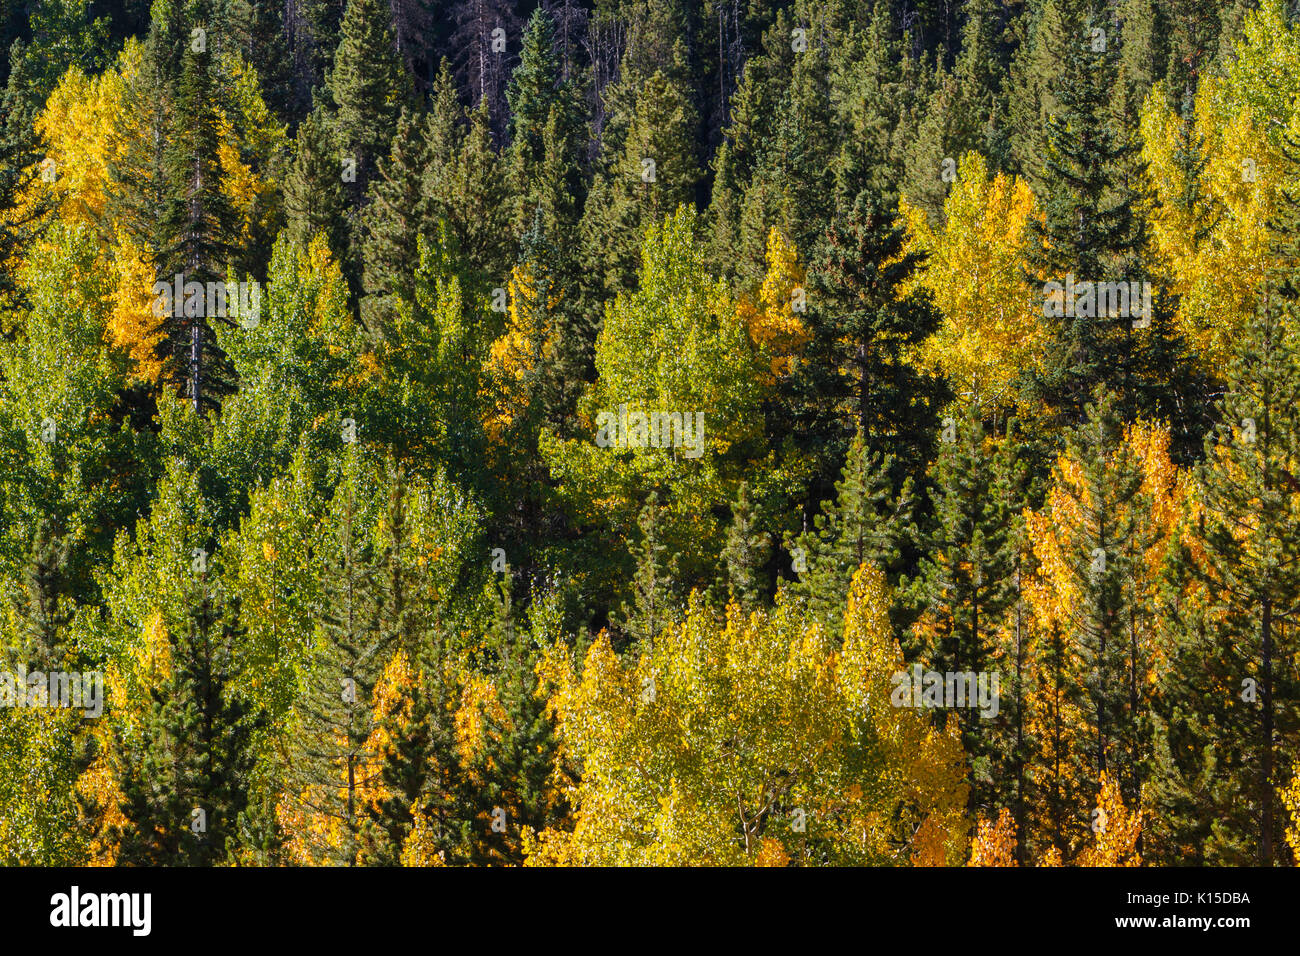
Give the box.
[530,566,970,866]
[968,807,1018,866]
[1281,771,1300,864]
[1139,2,1300,367]
[735,226,811,382]
[107,229,166,383]
[1075,773,1142,866]
[900,152,1043,413]
[484,261,559,441]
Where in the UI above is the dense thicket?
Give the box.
[2,0,1299,867]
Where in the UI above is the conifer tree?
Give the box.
[245,0,293,120]
[723,481,771,612]
[159,32,239,414]
[280,467,387,865]
[361,107,431,325]
[283,105,350,261]
[113,586,258,865]
[787,429,914,638]
[1024,0,1201,433]
[908,406,1029,814]
[105,30,175,275]
[581,69,699,298]
[327,0,410,209]
[463,582,567,865]
[505,8,585,238]
[357,466,469,864]
[791,190,944,498]
[619,491,676,649]
[1155,289,1300,866]
[425,99,512,298]
[0,47,52,310]
[1025,390,1161,848]
[7,518,74,671]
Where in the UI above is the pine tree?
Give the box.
[1024,0,1201,433]
[159,32,239,415]
[1007,0,1089,194]
[580,69,699,299]
[105,26,175,274]
[722,481,771,612]
[908,406,1029,815]
[358,466,470,865]
[1164,0,1221,101]
[1025,390,1159,851]
[6,518,73,671]
[245,0,293,120]
[463,581,567,865]
[787,429,914,639]
[1155,289,1300,866]
[283,104,350,261]
[505,7,586,242]
[361,106,431,326]
[327,0,410,208]
[3,0,109,117]
[733,28,838,283]
[281,468,387,865]
[113,586,258,865]
[619,491,676,649]
[425,98,512,298]
[791,189,945,500]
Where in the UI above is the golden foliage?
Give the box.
[1075,773,1142,867]
[484,262,559,439]
[736,227,811,381]
[107,229,165,383]
[968,807,1018,866]
[902,152,1044,412]
[1282,771,1300,864]
[531,565,970,866]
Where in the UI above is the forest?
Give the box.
[0,0,1297,868]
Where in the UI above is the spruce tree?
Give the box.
[464,581,567,865]
[580,69,699,299]
[791,189,944,500]
[1155,289,1300,866]
[619,491,676,649]
[1024,0,1203,435]
[361,107,432,326]
[327,0,410,208]
[908,406,1029,815]
[159,31,239,415]
[283,104,350,261]
[787,429,914,639]
[723,481,771,612]
[1038,391,1155,819]
[282,468,387,865]
[10,518,73,669]
[113,587,258,865]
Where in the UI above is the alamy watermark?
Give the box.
[595,404,706,459]
[1042,274,1152,329]
[890,666,1000,718]
[152,273,262,328]
[0,666,104,718]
